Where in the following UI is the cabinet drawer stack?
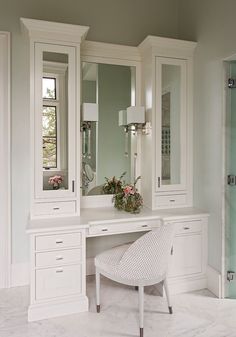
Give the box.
[28,229,88,321]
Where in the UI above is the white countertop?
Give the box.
[27,206,209,234]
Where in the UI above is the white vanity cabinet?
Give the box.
[139,37,197,210]
[27,225,88,322]
[167,216,208,293]
[21,18,89,217]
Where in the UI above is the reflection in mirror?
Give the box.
[81,62,136,196]
[42,52,69,191]
[161,64,181,185]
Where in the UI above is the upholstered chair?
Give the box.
[95,222,175,337]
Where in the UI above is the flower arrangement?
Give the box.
[113,176,143,214]
[102,172,126,195]
[48,175,63,190]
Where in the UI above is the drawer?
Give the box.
[36,248,82,268]
[33,201,76,216]
[35,232,81,251]
[88,219,161,236]
[155,194,187,207]
[174,220,202,235]
[36,264,82,300]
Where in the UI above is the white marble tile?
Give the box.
[0,277,236,337]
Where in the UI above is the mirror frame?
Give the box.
[80,41,142,208]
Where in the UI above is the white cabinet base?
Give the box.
[28,294,88,322]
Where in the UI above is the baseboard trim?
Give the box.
[28,295,88,321]
[11,263,29,287]
[168,274,207,295]
[206,265,222,298]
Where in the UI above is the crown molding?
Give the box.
[21,18,89,45]
[138,35,197,58]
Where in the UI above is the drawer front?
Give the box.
[36,232,81,251]
[33,201,76,216]
[155,194,187,207]
[36,264,82,300]
[36,248,82,268]
[89,219,160,236]
[175,220,202,235]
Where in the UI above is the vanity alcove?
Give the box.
[21,18,209,322]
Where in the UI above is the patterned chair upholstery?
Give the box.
[95,222,175,337]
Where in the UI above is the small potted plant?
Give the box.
[113,176,143,214]
[102,172,126,195]
[48,175,63,190]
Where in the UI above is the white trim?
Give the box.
[21,18,89,45]
[207,265,222,298]
[11,263,29,287]
[0,32,11,289]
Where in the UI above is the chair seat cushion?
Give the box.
[95,243,131,276]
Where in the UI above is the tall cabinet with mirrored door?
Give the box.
[21,18,89,217]
[139,37,197,209]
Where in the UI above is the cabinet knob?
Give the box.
[101,228,108,232]
[183,227,190,230]
[56,269,63,273]
[56,240,63,244]
[56,256,63,260]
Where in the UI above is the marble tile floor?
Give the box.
[0,276,236,337]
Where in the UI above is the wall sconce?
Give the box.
[119,106,145,133]
[119,106,147,158]
[81,103,98,159]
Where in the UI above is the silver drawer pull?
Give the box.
[170,199,175,202]
[56,256,63,260]
[102,228,108,232]
[56,240,63,244]
[142,224,148,228]
[53,207,60,210]
[56,269,63,273]
[183,226,190,230]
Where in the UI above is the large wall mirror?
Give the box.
[81,61,137,197]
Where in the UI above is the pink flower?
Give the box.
[123,185,135,196]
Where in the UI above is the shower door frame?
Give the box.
[222,53,236,299]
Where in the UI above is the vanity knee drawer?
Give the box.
[33,201,76,216]
[35,232,81,251]
[35,264,82,300]
[155,194,187,207]
[36,248,82,268]
[88,219,161,236]
[174,220,202,235]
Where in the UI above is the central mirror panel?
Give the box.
[81,62,136,196]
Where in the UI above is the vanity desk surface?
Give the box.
[27,206,208,234]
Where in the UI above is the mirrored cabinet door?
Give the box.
[155,57,187,192]
[34,43,76,198]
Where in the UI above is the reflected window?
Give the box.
[43,77,56,99]
[42,72,60,170]
[42,106,57,168]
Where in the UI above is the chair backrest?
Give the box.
[118,222,175,284]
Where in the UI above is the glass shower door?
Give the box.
[227,61,236,297]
